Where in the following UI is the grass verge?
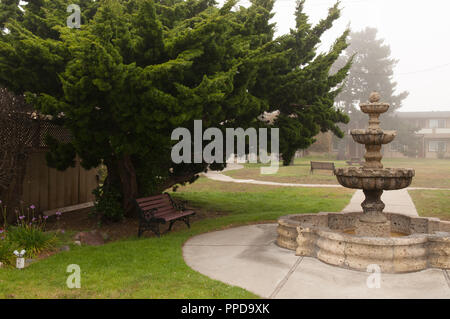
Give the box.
[224,156,450,188]
[408,190,450,221]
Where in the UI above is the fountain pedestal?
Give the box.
[356,189,390,236]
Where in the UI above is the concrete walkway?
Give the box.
[183,224,450,299]
[204,166,342,188]
[343,189,418,216]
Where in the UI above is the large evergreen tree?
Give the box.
[332,27,419,158]
[0,0,351,218]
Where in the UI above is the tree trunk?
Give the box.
[117,155,139,218]
[103,157,121,192]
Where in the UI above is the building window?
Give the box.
[429,119,446,128]
[428,140,447,152]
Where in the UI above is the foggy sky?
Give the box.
[227,0,450,112]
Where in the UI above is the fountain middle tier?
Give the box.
[334,167,415,191]
[351,129,396,145]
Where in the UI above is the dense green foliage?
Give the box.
[0,0,351,218]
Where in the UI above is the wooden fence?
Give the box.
[22,150,99,212]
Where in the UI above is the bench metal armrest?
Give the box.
[174,200,188,211]
[165,192,187,211]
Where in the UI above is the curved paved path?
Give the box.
[183,224,450,299]
[203,164,450,191]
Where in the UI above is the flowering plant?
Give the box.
[0,200,57,261]
[15,204,49,232]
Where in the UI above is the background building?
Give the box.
[305,111,450,159]
[384,111,450,159]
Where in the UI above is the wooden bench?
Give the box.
[135,193,195,237]
[346,157,364,166]
[310,161,335,175]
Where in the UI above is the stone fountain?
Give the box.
[277,93,450,273]
[335,92,414,237]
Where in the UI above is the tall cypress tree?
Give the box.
[0,0,351,218]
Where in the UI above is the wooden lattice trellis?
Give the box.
[0,88,71,218]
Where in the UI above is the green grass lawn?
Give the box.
[0,178,353,298]
[224,156,450,188]
[408,190,450,221]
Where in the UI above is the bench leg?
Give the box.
[168,220,175,232]
[154,224,161,237]
[138,222,161,238]
[183,216,191,229]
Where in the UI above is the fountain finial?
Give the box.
[369,91,380,103]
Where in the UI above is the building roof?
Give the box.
[395,111,450,119]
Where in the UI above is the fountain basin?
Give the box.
[277,212,450,273]
[334,167,414,190]
[351,129,396,145]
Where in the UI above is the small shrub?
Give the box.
[0,202,57,261]
[7,226,57,258]
[92,185,124,222]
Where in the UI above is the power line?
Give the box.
[350,62,450,77]
[396,62,450,76]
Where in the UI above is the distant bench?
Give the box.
[310,161,335,175]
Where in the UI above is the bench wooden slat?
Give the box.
[161,210,195,222]
[140,201,172,211]
[136,195,168,203]
[137,197,171,206]
[152,208,178,217]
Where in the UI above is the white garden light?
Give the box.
[13,249,26,269]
